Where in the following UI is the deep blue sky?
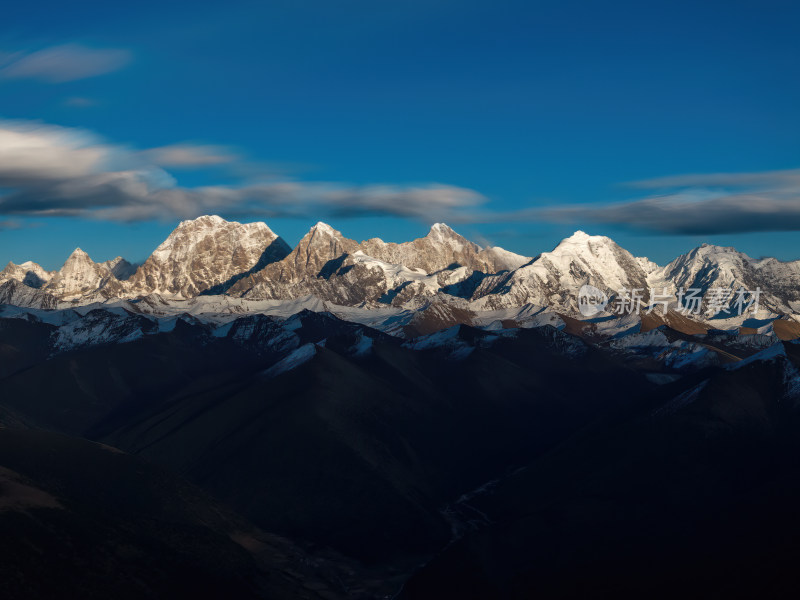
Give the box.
[1,0,799,270]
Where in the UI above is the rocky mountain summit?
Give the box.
[126,215,291,297]
[2,216,800,328]
[44,248,124,300]
[227,222,477,306]
[467,231,654,311]
[359,222,529,274]
[649,243,800,315]
[0,260,53,288]
[101,256,137,281]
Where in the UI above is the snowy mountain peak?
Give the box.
[666,244,750,276]
[171,214,282,237]
[102,257,137,281]
[0,260,54,289]
[226,224,359,295]
[557,230,615,249]
[693,243,741,256]
[8,219,800,320]
[357,224,525,275]
[295,222,356,258]
[44,245,121,300]
[426,222,465,244]
[295,223,350,256]
[127,215,291,297]
[309,221,339,237]
[429,222,455,234]
[480,246,532,271]
[61,248,98,270]
[178,214,227,227]
[471,230,650,312]
[153,218,279,262]
[548,232,642,278]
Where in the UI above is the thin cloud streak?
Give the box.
[4,120,798,235]
[525,167,800,235]
[0,219,23,231]
[139,144,240,168]
[0,44,131,83]
[63,96,100,108]
[627,168,800,190]
[535,192,800,235]
[0,121,486,224]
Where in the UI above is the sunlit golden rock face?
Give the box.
[126,215,290,298]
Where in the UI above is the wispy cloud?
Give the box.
[0,44,131,83]
[627,169,800,190]
[11,119,792,234]
[139,144,240,168]
[0,120,486,223]
[63,96,100,108]
[0,218,23,231]
[532,168,800,235]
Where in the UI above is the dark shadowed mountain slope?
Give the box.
[0,427,357,600]
[0,316,667,576]
[0,317,55,380]
[0,280,58,310]
[399,346,800,600]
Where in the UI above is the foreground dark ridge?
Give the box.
[2,300,800,597]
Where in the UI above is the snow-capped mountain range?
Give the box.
[3,215,800,329]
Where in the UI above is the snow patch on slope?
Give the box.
[262,343,318,378]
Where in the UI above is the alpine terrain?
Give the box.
[3,216,800,599]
